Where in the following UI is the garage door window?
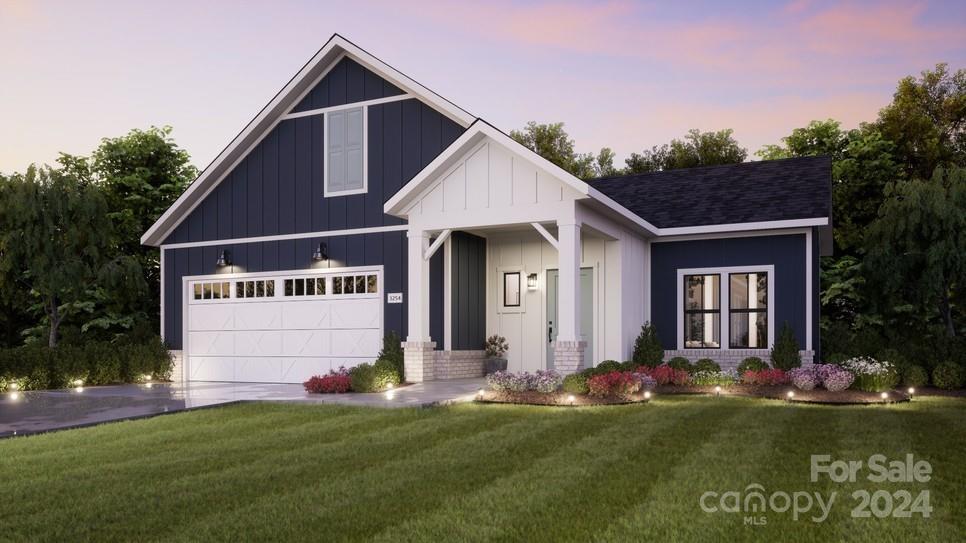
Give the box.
[236,279,274,299]
[332,274,378,295]
[193,281,232,301]
[284,277,329,297]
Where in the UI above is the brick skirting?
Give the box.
[433,350,486,380]
[662,349,815,371]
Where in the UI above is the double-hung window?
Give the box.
[325,106,366,196]
[729,272,768,348]
[684,274,720,348]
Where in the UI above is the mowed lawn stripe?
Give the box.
[4,405,513,541]
[165,404,646,541]
[594,397,800,542]
[1,403,410,475]
[370,398,731,542]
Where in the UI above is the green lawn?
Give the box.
[2,396,963,542]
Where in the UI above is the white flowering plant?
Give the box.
[841,356,899,392]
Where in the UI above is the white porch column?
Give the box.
[404,229,436,382]
[554,220,586,374]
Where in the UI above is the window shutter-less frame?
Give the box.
[325,106,365,195]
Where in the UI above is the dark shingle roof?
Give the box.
[587,156,832,229]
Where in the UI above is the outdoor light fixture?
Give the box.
[75,386,84,393]
[527,273,538,290]
[477,388,485,398]
[312,242,328,262]
[714,385,722,395]
[644,391,652,400]
[385,390,395,400]
[10,391,19,401]
[908,387,915,396]
[216,250,232,267]
[72,379,84,387]
[386,383,394,390]
[881,392,889,400]
[143,374,152,382]
[787,391,795,399]
[8,382,19,391]
[567,394,575,405]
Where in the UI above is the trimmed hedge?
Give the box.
[737,356,768,374]
[693,358,721,373]
[561,373,589,395]
[349,358,401,392]
[667,357,694,373]
[0,337,172,391]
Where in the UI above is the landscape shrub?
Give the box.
[902,365,929,387]
[667,357,693,373]
[824,353,849,365]
[631,322,664,367]
[841,357,899,392]
[587,371,641,398]
[741,368,788,386]
[561,373,589,395]
[737,356,769,374]
[377,331,405,382]
[821,366,855,392]
[693,358,720,373]
[788,367,818,390]
[690,369,736,387]
[595,360,622,373]
[0,336,172,390]
[531,370,564,393]
[303,366,352,393]
[349,360,400,393]
[670,368,691,386]
[770,322,802,370]
[932,362,964,390]
[648,364,674,385]
[619,360,640,372]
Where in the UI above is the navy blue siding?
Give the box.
[164,230,437,350]
[164,98,463,244]
[451,232,486,350]
[650,234,811,351]
[290,57,404,113]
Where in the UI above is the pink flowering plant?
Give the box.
[788,367,818,390]
[485,369,563,394]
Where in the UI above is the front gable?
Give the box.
[143,34,474,247]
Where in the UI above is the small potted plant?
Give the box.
[483,335,509,375]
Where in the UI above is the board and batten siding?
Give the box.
[160,61,463,350]
[649,233,809,351]
[450,232,486,350]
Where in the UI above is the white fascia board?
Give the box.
[656,217,828,236]
[142,34,475,247]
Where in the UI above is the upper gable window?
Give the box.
[324,106,366,196]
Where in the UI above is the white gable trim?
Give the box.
[141,34,475,247]
[383,121,662,236]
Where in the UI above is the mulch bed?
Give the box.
[477,390,651,407]
[654,384,911,404]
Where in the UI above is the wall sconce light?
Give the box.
[312,242,328,262]
[527,273,538,290]
[216,250,231,267]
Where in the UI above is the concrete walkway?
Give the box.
[0,378,485,438]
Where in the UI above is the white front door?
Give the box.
[185,268,382,383]
[546,268,594,369]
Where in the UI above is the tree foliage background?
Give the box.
[0,127,195,347]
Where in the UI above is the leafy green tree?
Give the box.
[875,64,966,181]
[865,166,966,337]
[625,129,747,173]
[58,126,197,331]
[0,167,142,347]
[757,119,848,161]
[510,122,620,179]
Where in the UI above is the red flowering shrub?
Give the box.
[303,366,352,393]
[670,368,691,386]
[587,371,641,398]
[741,368,788,386]
[648,364,674,385]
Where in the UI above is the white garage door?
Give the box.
[185,268,383,383]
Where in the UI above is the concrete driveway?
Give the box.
[0,378,485,438]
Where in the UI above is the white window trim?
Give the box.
[323,104,368,197]
[675,265,775,351]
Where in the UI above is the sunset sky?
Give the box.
[1,0,964,174]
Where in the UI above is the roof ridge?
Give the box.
[587,155,831,184]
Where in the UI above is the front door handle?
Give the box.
[548,321,553,343]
